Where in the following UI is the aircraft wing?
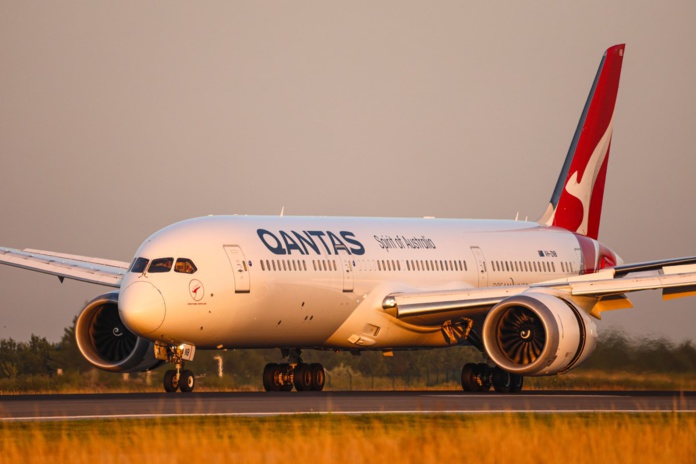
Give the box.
[0,246,129,288]
[382,256,696,324]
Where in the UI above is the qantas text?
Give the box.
[257,229,365,256]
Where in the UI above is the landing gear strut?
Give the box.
[262,349,325,392]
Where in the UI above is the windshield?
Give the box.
[174,258,197,274]
[129,257,149,273]
[148,257,174,273]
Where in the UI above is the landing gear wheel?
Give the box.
[310,363,325,391]
[461,363,478,392]
[163,369,179,393]
[476,363,492,392]
[263,363,279,392]
[294,364,312,391]
[279,363,293,391]
[510,374,524,393]
[492,367,512,393]
[180,369,195,393]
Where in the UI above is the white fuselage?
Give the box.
[117,216,611,351]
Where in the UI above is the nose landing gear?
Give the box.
[163,368,196,393]
[155,342,197,393]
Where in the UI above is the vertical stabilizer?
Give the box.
[539,44,625,239]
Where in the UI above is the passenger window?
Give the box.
[149,258,173,273]
[130,257,149,273]
[174,258,198,274]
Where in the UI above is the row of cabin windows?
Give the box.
[355,259,467,273]
[260,258,468,273]
[259,259,341,272]
[260,259,310,272]
[490,260,575,274]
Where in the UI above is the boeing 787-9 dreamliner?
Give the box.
[2,44,695,393]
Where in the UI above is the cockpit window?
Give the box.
[175,258,198,274]
[130,257,149,273]
[148,257,174,273]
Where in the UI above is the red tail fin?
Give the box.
[539,44,625,239]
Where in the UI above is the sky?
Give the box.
[1,1,695,344]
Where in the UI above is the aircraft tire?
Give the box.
[510,374,524,393]
[279,363,293,391]
[263,363,279,392]
[491,367,512,393]
[294,364,312,391]
[310,363,325,391]
[461,363,478,392]
[180,369,195,393]
[163,370,179,393]
[476,363,492,391]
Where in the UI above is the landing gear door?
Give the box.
[224,245,250,293]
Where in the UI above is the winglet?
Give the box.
[539,44,625,240]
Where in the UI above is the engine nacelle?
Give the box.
[75,291,163,373]
[482,292,597,376]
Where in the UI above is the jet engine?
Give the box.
[75,292,163,373]
[482,292,597,376]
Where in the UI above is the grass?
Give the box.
[1,414,695,463]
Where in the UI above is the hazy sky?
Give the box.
[1,1,695,344]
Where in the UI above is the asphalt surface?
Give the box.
[1,390,694,421]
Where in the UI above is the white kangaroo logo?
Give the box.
[563,117,614,236]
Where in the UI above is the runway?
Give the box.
[1,390,694,422]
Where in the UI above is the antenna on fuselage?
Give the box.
[280,206,285,217]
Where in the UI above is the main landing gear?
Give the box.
[448,319,523,393]
[461,363,523,393]
[262,349,326,392]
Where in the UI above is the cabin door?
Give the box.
[224,245,250,293]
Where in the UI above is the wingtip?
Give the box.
[607,44,626,57]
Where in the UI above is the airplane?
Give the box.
[2,44,695,394]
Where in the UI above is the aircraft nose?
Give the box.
[118,281,166,335]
